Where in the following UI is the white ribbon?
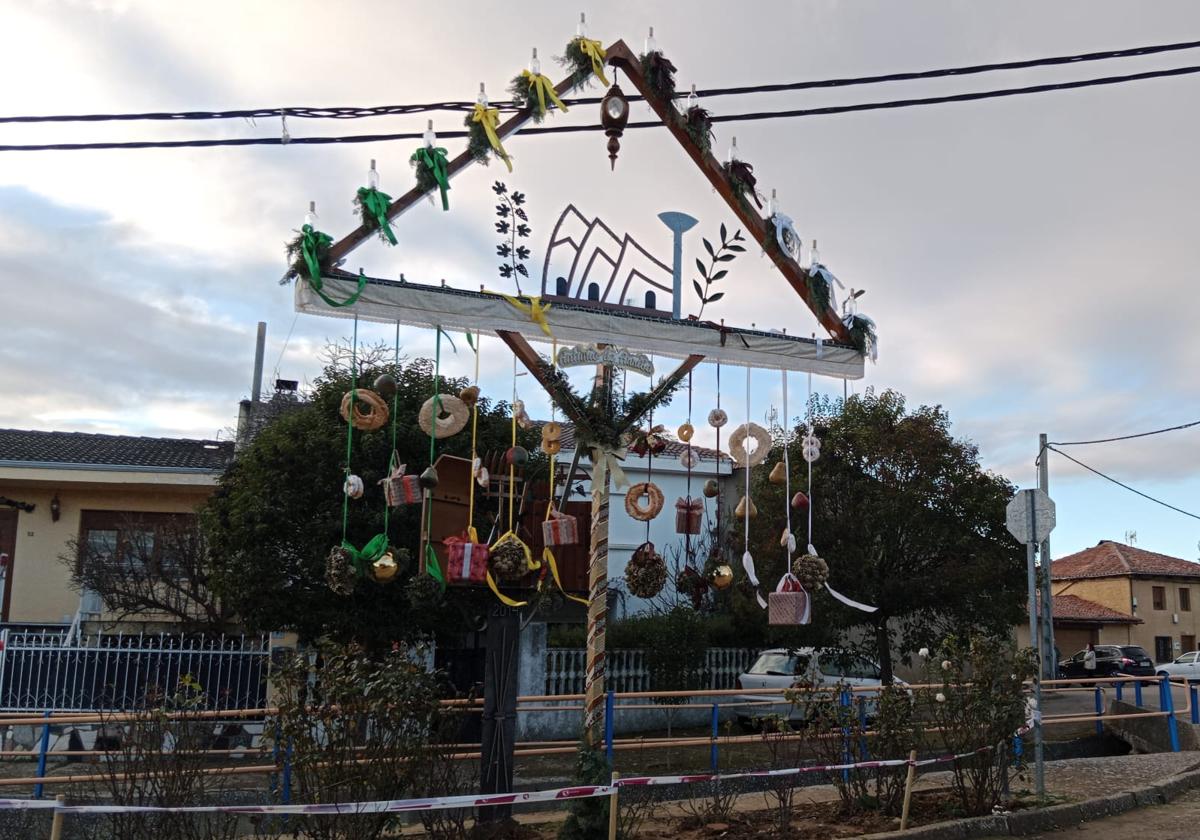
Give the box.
[743,550,768,609]
[808,542,877,613]
[810,263,844,312]
[842,312,879,363]
[588,445,630,493]
[771,212,801,261]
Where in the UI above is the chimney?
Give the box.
[237,322,268,450]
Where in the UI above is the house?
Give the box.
[1015,593,1143,657]
[1049,540,1200,663]
[0,429,233,629]
[554,424,734,617]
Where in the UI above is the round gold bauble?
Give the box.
[709,564,734,590]
[371,552,399,583]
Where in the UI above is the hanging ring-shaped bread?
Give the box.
[625,482,665,521]
[340,389,390,431]
[542,421,563,442]
[728,422,772,468]
[418,394,470,439]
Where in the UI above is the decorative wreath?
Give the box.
[625,542,667,599]
[624,482,665,521]
[340,389,390,431]
[728,422,772,467]
[418,394,470,439]
[708,408,728,428]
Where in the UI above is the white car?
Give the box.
[1155,651,1200,682]
[732,647,907,730]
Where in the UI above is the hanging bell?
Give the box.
[459,385,480,406]
[677,422,695,442]
[769,461,787,485]
[734,495,757,519]
[373,374,397,400]
[419,466,439,489]
[371,552,399,583]
[506,445,530,466]
[709,564,734,590]
[702,478,720,498]
[791,491,810,511]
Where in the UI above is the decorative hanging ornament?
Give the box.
[792,553,830,590]
[770,210,802,263]
[780,528,797,554]
[709,564,735,591]
[340,389,390,431]
[541,421,562,442]
[768,461,787,485]
[489,537,530,582]
[344,474,364,499]
[625,541,667,598]
[625,482,665,522]
[734,495,757,519]
[679,448,699,469]
[470,84,512,172]
[506,446,530,467]
[371,552,399,584]
[459,385,481,406]
[707,408,728,428]
[677,422,695,442]
[791,490,810,511]
[513,399,533,430]
[541,438,562,455]
[419,395,470,439]
[326,546,356,595]
[373,374,397,400]
[728,423,772,468]
[419,466,439,489]
[703,478,721,499]
[630,425,667,457]
[600,83,630,169]
[801,431,821,463]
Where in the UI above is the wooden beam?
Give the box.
[617,353,704,433]
[494,330,590,428]
[604,41,854,345]
[325,76,581,268]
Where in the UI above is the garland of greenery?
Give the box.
[411,146,451,211]
[722,160,763,212]
[353,187,398,244]
[805,266,834,314]
[463,113,494,164]
[558,38,597,88]
[639,50,677,103]
[683,105,714,156]
[845,313,879,359]
[284,226,329,283]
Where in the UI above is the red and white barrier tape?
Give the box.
[0,735,1023,816]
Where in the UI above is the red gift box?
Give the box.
[381,459,423,507]
[675,497,703,535]
[542,510,579,546]
[445,535,489,585]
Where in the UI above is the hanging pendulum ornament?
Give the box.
[709,563,735,591]
[703,478,720,499]
[734,495,757,519]
[801,430,821,463]
[373,373,397,400]
[506,445,530,466]
[791,490,810,511]
[371,551,399,584]
[769,461,787,484]
[419,465,439,489]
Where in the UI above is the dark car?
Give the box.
[1058,645,1155,679]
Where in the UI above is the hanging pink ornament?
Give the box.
[791,491,809,511]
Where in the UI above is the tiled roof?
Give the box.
[0,429,233,472]
[1033,593,1141,625]
[1052,541,1200,581]
[554,423,730,464]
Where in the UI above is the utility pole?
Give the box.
[1038,433,1055,680]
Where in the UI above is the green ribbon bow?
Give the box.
[411,146,451,211]
[355,187,398,245]
[342,533,390,577]
[299,224,366,308]
[425,542,446,588]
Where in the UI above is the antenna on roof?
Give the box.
[1125,530,1138,546]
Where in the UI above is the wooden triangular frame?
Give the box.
[319,39,854,345]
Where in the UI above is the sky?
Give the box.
[1,0,1198,562]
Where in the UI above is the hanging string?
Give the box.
[422,327,446,586]
[807,370,814,548]
[466,331,480,540]
[382,320,401,538]
[340,315,360,545]
[743,367,751,559]
[714,361,722,528]
[542,336,587,606]
[782,369,792,561]
[508,353,518,534]
[644,363,655,546]
[685,369,694,565]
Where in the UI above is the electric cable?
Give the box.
[3,62,1198,152]
[1049,419,1200,447]
[5,37,1200,124]
[1045,446,1200,522]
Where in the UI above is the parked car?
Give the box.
[1057,645,1155,679]
[1153,651,1200,682]
[732,647,906,731]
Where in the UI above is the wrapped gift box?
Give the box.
[542,510,579,546]
[674,497,703,535]
[444,535,489,585]
[769,576,810,625]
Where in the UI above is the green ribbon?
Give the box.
[299,224,365,308]
[342,533,390,576]
[411,146,451,211]
[355,187,398,244]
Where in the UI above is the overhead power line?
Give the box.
[1050,418,1200,447]
[3,37,1200,125]
[1046,446,1200,522]
[2,62,1199,152]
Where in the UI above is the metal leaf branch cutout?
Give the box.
[493,182,531,294]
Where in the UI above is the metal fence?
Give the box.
[0,629,270,713]
[545,647,758,696]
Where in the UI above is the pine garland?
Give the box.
[683,106,714,156]
[845,314,878,358]
[507,72,549,124]
[353,189,394,244]
[639,51,678,104]
[413,153,440,194]
[805,267,833,314]
[463,113,493,164]
[558,38,596,88]
[722,160,762,213]
[283,229,328,284]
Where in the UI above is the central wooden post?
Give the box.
[584,362,614,746]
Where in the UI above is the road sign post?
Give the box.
[1006,488,1056,803]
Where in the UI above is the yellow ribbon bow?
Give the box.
[520,70,568,117]
[497,293,553,337]
[589,444,630,494]
[471,103,513,172]
[576,38,610,87]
